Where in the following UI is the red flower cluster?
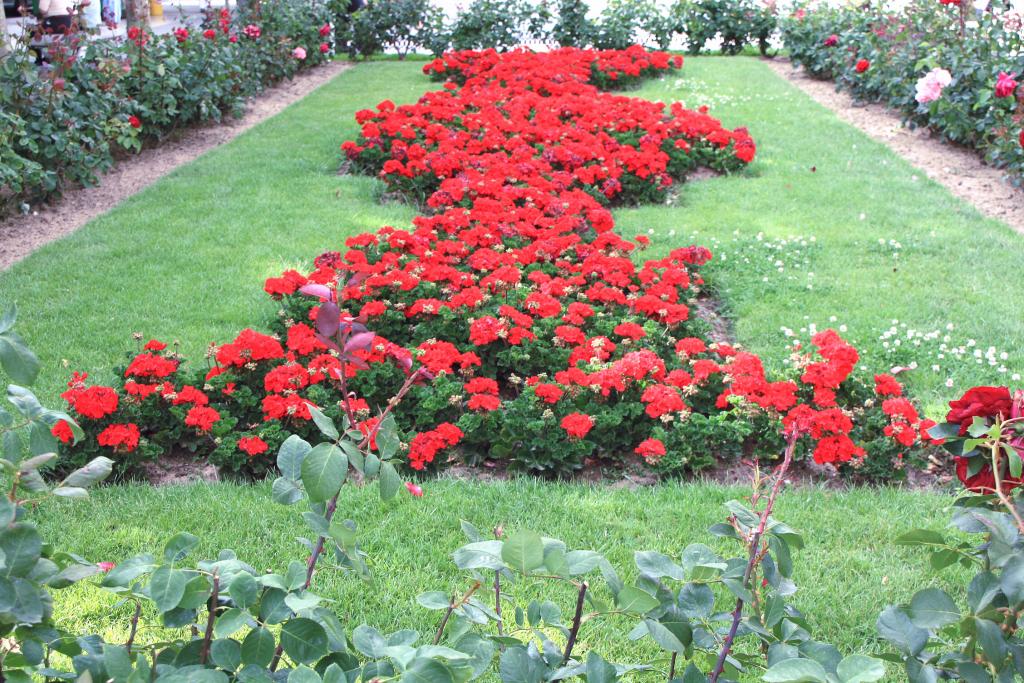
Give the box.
[56,48,932,480]
[97,423,140,453]
[61,373,119,420]
[408,423,463,470]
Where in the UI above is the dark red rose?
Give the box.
[955,454,1023,494]
[946,386,1012,435]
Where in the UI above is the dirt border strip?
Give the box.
[764,57,1024,236]
[0,60,352,272]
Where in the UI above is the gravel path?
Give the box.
[765,57,1024,236]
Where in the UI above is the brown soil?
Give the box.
[137,452,220,486]
[0,61,352,272]
[764,57,1024,236]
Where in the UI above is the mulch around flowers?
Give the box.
[0,60,352,272]
[764,57,1024,236]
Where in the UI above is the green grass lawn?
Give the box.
[0,58,1020,414]
[0,56,1004,679]
[36,479,966,680]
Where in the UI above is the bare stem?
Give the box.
[271,367,428,673]
[199,572,219,665]
[708,432,798,683]
[561,581,589,664]
[434,581,482,645]
[125,600,142,653]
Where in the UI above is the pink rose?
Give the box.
[292,46,306,60]
[915,67,952,104]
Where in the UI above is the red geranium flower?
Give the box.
[560,413,594,439]
[238,436,269,456]
[185,406,220,433]
[97,423,141,453]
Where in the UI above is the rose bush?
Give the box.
[0,0,334,216]
[876,387,1024,680]
[781,1,1024,185]
[51,47,936,484]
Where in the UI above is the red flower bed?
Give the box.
[54,48,935,480]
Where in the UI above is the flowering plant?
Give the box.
[781,1,1024,185]
[53,47,935,483]
[877,386,1024,679]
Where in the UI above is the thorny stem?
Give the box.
[125,600,142,653]
[990,432,1024,534]
[708,432,799,683]
[494,526,505,640]
[199,571,220,665]
[561,581,589,664]
[434,581,482,645]
[270,368,429,672]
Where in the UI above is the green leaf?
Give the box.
[307,404,339,441]
[584,652,617,683]
[280,617,329,665]
[565,550,603,576]
[836,655,885,683]
[375,414,400,460]
[615,586,658,614]
[241,627,276,667]
[678,583,714,618]
[908,588,959,629]
[214,607,250,638]
[402,658,455,683]
[876,607,928,656]
[229,572,260,609]
[6,385,44,419]
[272,477,304,505]
[17,452,55,473]
[148,566,187,613]
[289,666,322,683]
[498,646,545,683]
[379,460,401,501]
[453,633,496,678]
[645,618,686,653]
[635,550,685,580]
[763,657,829,683]
[52,486,88,499]
[300,443,347,503]
[1006,444,1022,479]
[0,523,41,577]
[277,435,312,481]
[501,531,544,574]
[352,624,387,658]
[417,591,451,610]
[1000,553,1024,604]
[163,532,200,564]
[0,306,16,336]
[974,617,1007,666]
[61,457,113,489]
[894,529,946,547]
[103,642,134,680]
[211,638,242,672]
[0,331,40,385]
